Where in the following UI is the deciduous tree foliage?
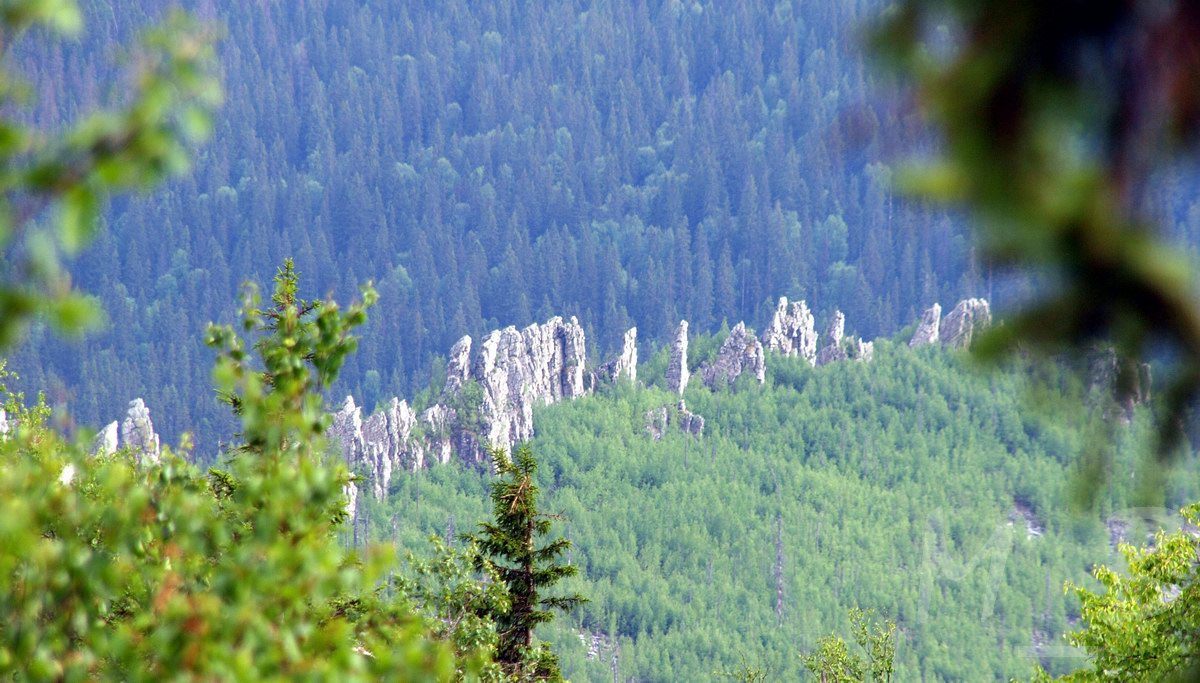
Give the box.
[0,264,470,678]
[1032,504,1200,682]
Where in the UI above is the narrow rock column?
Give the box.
[667,321,690,395]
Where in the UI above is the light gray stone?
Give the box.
[848,338,874,363]
[815,311,847,367]
[677,400,704,437]
[700,322,765,389]
[763,297,817,365]
[645,406,669,441]
[92,421,119,456]
[939,298,991,349]
[444,335,473,395]
[595,327,638,386]
[120,398,160,464]
[909,303,942,348]
[666,320,690,395]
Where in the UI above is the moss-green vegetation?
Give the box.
[371,339,1198,681]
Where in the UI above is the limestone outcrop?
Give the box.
[92,421,119,456]
[763,297,817,365]
[89,399,160,461]
[326,296,998,508]
[908,299,991,350]
[329,396,428,501]
[815,311,847,367]
[420,404,456,466]
[594,327,638,386]
[847,338,875,363]
[644,406,669,441]
[643,401,704,439]
[939,298,991,349]
[119,399,161,464]
[700,322,765,389]
[909,304,941,347]
[677,400,704,436]
[468,316,588,462]
[332,315,596,501]
[666,320,690,395]
[444,336,472,395]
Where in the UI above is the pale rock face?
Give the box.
[362,398,425,495]
[644,406,669,441]
[815,311,848,367]
[594,327,638,386]
[677,400,704,436]
[643,401,704,439]
[337,315,593,492]
[0,408,6,437]
[700,322,766,389]
[910,303,942,348]
[120,398,161,464]
[421,404,455,466]
[467,315,589,462]
[939,298,991,349]
[617,327,638,383]
[444,335,473,395]
[763,297,817,365]
[329,395,432,501]
[92,421,119,456]
[666,320,690,395]
[848,338,874,363]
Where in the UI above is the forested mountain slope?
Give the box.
[364,336,1197,681]
[8,0,989,448]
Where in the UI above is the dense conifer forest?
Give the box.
[7,0,993,447]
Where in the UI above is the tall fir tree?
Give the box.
[467,445,586,681]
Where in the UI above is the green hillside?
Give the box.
[363,338,1194,681]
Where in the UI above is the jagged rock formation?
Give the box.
[939,298,991,349]
[908,298,992,350]
[677,400,704,436]
[418,404,455,465]
[593,327,638,386]
[666,320,690,395]
[332,315,595,502]
[121,399,161,463]
[847,338,875,362]
[700,322,765,389]
[328,396,428,501]
[98,398,161,464]
[326,298,996,505]
[92,421,119,456]
[643,401,704,439]
[815,311,847,367]
[910,303,942,347]
[468,316,588,462]
[444,335,472,395]
[763,297,817,365]
[644,406,669,441]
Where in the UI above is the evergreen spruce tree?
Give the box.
[467,445,586,681]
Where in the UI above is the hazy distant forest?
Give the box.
[8,0,1002,446]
